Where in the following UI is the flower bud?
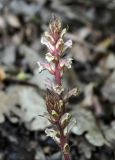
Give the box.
[58,100,64,112]
[63,143,70,154]
[51,110,59,121]
[49,17,61,37]
[45,90,65,118]
[60,113,71,129]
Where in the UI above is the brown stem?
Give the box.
[58,123,71,160]
[63,153,71,160]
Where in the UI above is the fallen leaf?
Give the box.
[7,86,50,130]
[72,106,107,146]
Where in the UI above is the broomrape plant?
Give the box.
[37,16,78,160]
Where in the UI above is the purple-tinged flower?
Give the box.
[45,52,55,62]
[41,37,54,52]
[55,38,64,52]
[63,40,72,51]
[59,58,73,69]
[37,61,55,74]
[44,31,55,44]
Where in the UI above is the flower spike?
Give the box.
[37,16,76,160]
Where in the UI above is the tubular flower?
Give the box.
[45,128,60,143]
[59,58,73,69]
[37,61,55,74]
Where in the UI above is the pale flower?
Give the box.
[44,31,55,43]
[53,84,64,95]
[64,118,76,136]
[59,58,73,69]
[45,128,57,138]
[55,38,64,52]
[60,28,67,38]
[41,36,54,52]
[63,39,72,51]
[37,61,55,74]
[65,57,73,69]
[60,113,71,128]
[45,52,55,62]
[45,128,60,143]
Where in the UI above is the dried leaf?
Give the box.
[72,106,107,146]
[7,86,50,130]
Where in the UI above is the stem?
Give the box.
[55,61,61,86]
[63,153,71,160]
[58,123,71,160]
[54,56,71,160]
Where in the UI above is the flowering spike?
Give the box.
[37,16,75,160]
